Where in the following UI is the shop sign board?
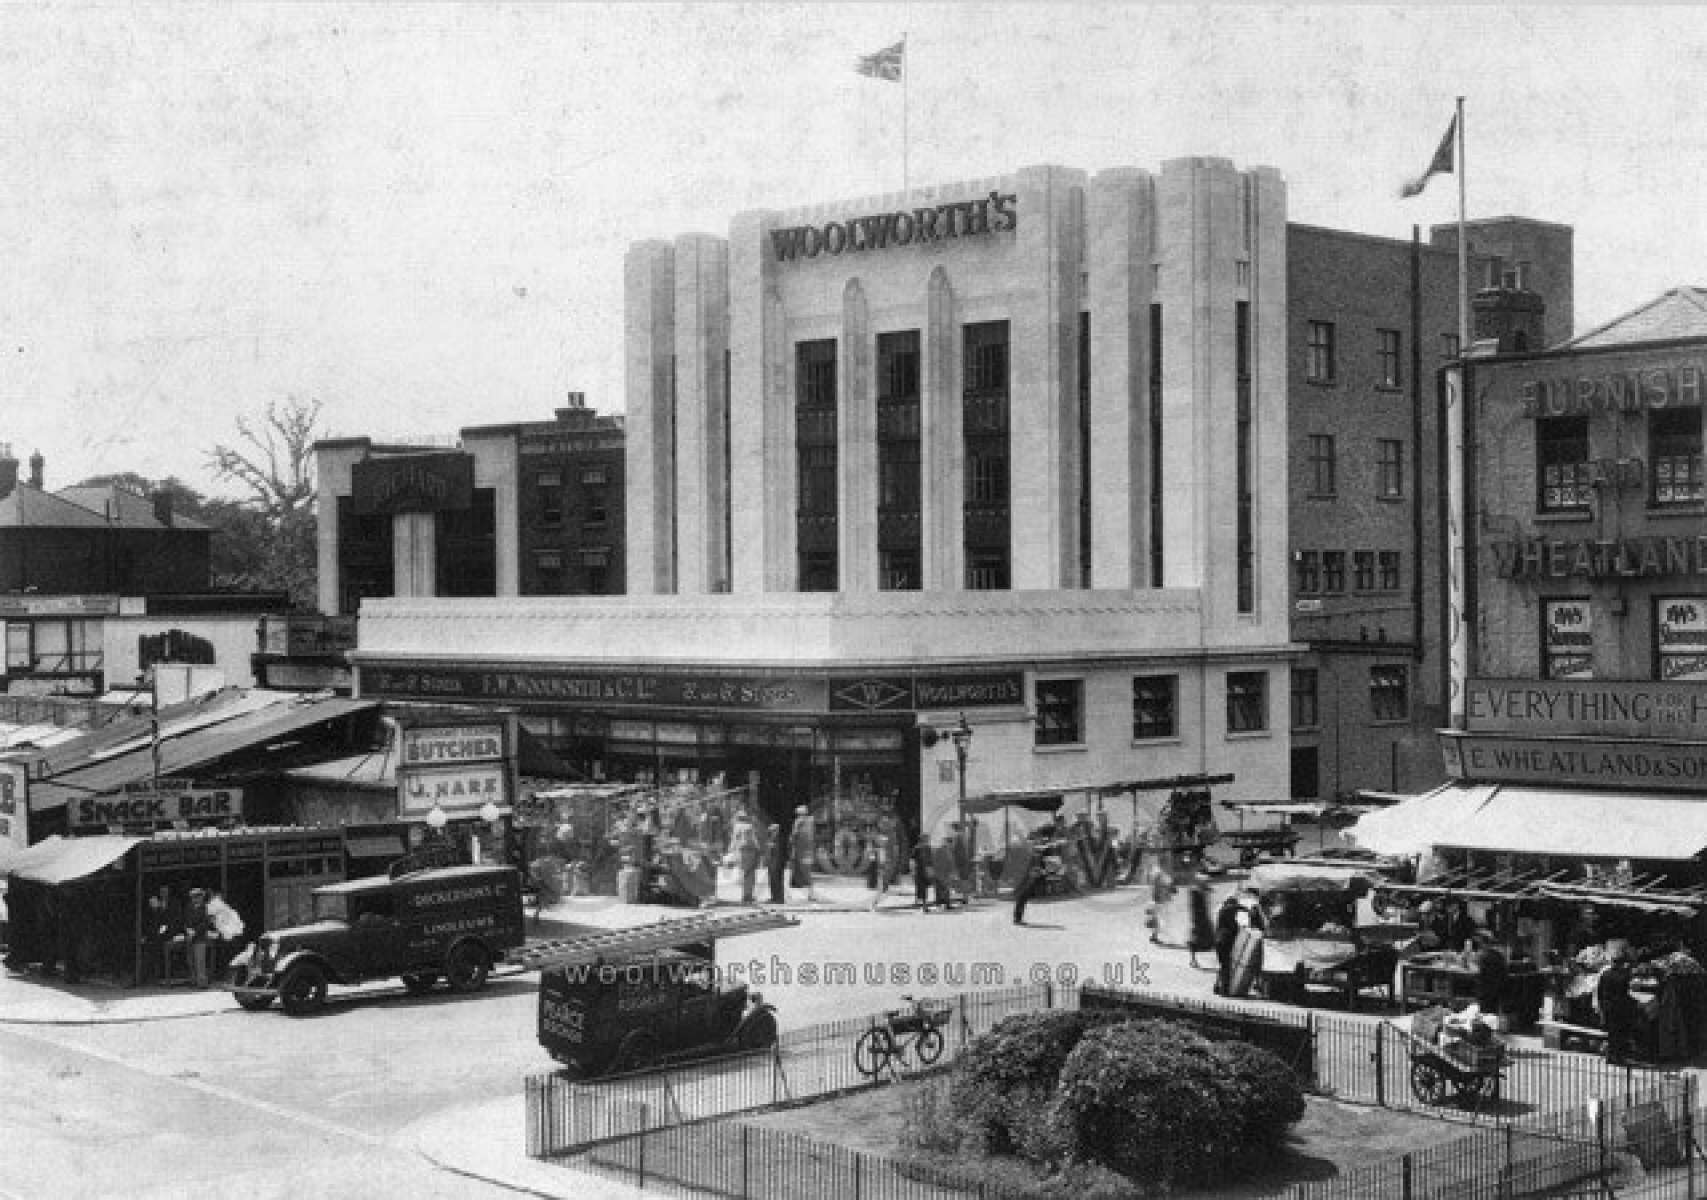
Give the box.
[1442,729,1707,793]
[0,761,25,852]
[350,452,473,516]
[399,723,505,766]
[71,785,243,831]
[363,663,832,712]
[399,763,508,819]
[1464,677,1707,739]
[1657,598,1707,681]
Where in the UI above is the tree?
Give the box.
[204,396,325,609]
[206,396,321,521]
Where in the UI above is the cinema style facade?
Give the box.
[354,159,1299,835]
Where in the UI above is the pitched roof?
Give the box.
[0,485,112,529]
[55,485,210,531]
[1563,287,1707,349]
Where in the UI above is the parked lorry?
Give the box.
[229,863,525,1015]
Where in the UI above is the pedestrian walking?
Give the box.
[765,823,787,904]
[182,888,213,988]
[1012,854,1043,925]
[1597,943,1639,1065]
[866,832,892,912]
[1186,879,1214,970]
[911,835,935,911]
[1214,891,1242,994]
[790,806,822,903]
[731,816,761,904]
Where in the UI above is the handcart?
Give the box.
[1389,1018,1507,1112]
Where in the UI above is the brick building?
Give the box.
[1285,218,1573,804]
[314,393,625,616]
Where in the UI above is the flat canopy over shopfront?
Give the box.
[1350,782,1707,861]
[2,833,142,884]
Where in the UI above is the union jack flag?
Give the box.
[855,40,904,82]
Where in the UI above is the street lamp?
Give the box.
[947,713,973,827]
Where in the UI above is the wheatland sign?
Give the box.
[1450,677,1707,790]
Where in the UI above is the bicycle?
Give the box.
[854,995,950,1076]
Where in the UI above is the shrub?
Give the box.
[948,1009,1125,1157]
[1052,1019,1306,1188]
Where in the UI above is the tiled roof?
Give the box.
[0,485,111,528]
[0,483,209,530]
[1564,287,1707,349]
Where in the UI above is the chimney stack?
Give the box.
[28,451,42,489]
[0,444,15,500]
[152,490,173,527]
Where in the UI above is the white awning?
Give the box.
[1349,783,1707,862]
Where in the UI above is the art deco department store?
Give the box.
[348,158,1314,833]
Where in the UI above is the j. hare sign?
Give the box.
[1464,678,1707,740]
[72,787,243,830]
[400,724,505,765]
[399,764,507,818]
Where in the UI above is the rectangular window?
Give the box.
[1651,408,1704,507]
[1377,439,1404,498]
[1132,676,1178,740]
[1353,550,1375,592]
[1235,300,1254,613]
[1307,321,1336,383]
[1370,665,1409,722]
[1657,597,1707,681]
[1291,668,1319,730]
[966,451,1009,505]
[1378,550,1401,592]
[580,468,607,486]
[1307,434,1336,496]
[966,333,1009,394]
[880,549,920,591]
[1297,550,1321,594]
[1543,597,1594,680]
[796,338,839,591]
[1441,333,1461,358]
[4,623,30,671]
[535,549,563,573]
[1034,678,1084,746]
[1226,671,1268,734]
[536,470,563,525]
[1378,329,1402,388]
[1537,415,1592,513]
[966,551,1009,591]
[1322,551,1346,594]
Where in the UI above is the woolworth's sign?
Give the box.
[770,192,1017,263]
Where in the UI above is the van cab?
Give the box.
[229,864,524,1015]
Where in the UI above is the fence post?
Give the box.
[1401,1151,1413,1200]
[1374,1021,1385,1108]
[741,1122,749,1200]
[1687,1073,1698,1199]
[637,1101,648,1191]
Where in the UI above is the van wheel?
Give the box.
[445,943,489,993]
[401,972,439,995]
[612,1030,660,1074]
[738,1009,778,1050]
[278,963,328,1016]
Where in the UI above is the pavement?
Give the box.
[0,876,900,1199]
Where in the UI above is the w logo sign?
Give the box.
[833,679,911,711]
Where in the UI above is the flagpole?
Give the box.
[1456,95,1467,353]
[901,32,910,192]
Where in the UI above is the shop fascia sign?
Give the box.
[1520,360,1705,418]
[396,720,511,819]
[770,191,1018,263]
[1465,677,1707,740]
[399,723,506,766]
[1441,729,1707,793]
[1490,534,1707,581]
[72,781,244,831]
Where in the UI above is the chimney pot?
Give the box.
[28,451,42,489]
[152,490,173,527]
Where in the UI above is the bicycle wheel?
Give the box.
[915,1026,945,1065]
[854,1027,893,1076]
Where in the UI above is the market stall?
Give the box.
[1249,860,1405,1009]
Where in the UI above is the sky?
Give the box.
[5,3,1707,497]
